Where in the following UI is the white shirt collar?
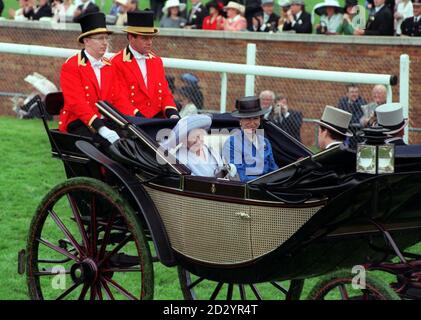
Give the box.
[82,1,90,10]
[375,4,384,13]
[84,50,103,87]
[325,141,342,149]
[129,45,150,60]
[84,50,104,68]
[295,11,302,19]
[385,137,402,143]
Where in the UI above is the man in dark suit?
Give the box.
[366,0,395,15]
[375,103,408,146]
[23,0,53,20]
[73,0,100,23]
[354,0,393,35]
[337,84,367,148]
[269,96,303,142]
[252,0,279,32]
[282,0,312,33]
[0,0,4,17]
[401,0,421,37]
[184,0,208,29]
[243,0,262,31]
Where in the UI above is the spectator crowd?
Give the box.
[1,0,419,36]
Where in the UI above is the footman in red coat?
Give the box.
[112,10,180,120]
[59,12,137,144]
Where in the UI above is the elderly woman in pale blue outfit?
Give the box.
[223,96,278,182]
[160,115,235,177]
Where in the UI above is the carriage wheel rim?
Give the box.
[26,177,154,300]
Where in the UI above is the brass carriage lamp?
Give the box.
[356,127,395,174]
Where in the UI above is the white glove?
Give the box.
[227,163,238,178]
[220,163,238,179]
[98,126,120,144]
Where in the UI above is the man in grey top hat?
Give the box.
[282,0,313,33]
[316,105,353,150]
[252,0,280,32]
[375,103,408,145]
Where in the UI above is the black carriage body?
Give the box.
[41,99,421,285]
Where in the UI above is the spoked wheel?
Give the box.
[178,267,304,300]
[307,269,400,300]
[26,177,154,300]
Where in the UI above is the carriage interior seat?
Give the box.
[43,93,314,178]
[44,92,97,158]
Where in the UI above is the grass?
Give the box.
[0,115,419,300]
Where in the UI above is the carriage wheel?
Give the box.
[307,269,400,300]
[26,177,154,300]
[178,267,304,300]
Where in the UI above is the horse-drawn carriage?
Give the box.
[20,94,421,300]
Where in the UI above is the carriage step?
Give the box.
[109,253,139,268]
[70,216,129,232]
[18,249,26,275]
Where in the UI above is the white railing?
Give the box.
[0,42,410,141]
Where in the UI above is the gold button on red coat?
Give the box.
[131,85,135,89]
[85,86,89,90]
[131,92,135,96]
[158,90,162,93]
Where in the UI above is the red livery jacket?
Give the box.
[112,46,178,118]
[59,50,138,132]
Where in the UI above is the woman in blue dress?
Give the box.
[223,96,278,182]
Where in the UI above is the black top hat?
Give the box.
[123,10,159,36]
[231,96,270,118]
[77,12,113,44]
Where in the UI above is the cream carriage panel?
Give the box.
[145,186,322,265]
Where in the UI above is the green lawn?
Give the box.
[0,116,418,300]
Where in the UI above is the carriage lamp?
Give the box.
[356,127,395,175]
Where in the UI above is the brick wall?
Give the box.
[0,22,420,146]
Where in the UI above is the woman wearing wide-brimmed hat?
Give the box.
[223,1,247,31]
[202,0,225,30]
[222,96,279,182]
[313,0,344,34]
[159,0,187,28]
[160,115,236,178]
